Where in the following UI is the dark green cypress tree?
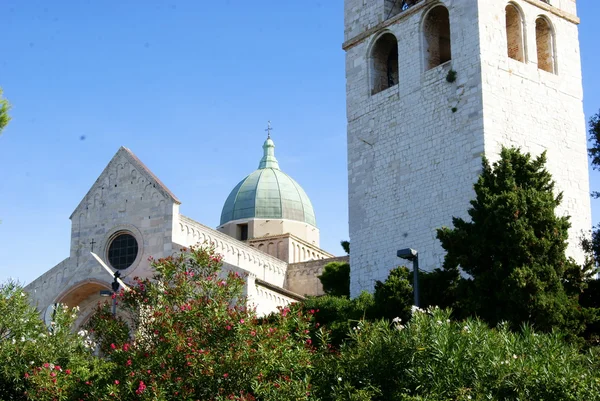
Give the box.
[437,147,595,337]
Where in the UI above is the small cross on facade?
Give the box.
[90,239,96,252]
[265,121,273,139]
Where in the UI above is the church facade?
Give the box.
[25,137,337,325]
[344,0,592,296]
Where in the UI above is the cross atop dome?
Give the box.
[265,121,273,139]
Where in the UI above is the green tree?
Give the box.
[318,261,350,297]
[0,281,110,401]
[417,267,461,311]
[0,88,10,135]
[373,266,413,322]
[584,109,600,262]
[302,291,375,346]
[437,147,596,337]
[340,240,350,255]
[587,109,600,174]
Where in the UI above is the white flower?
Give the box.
[436,320,443,325]
[338,377,342,382]
[513,354,518,359]
[392,317,402,323]
[411,305,424,314]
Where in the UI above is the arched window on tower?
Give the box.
[505,4,525,62]
[535,16,556,73]
[370,33,399,95]
[423,5,452,70]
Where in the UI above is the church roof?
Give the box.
[121,147,180,204]
[69,146,180,219]
[219,137,317,227]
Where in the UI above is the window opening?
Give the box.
[384,0,422,19]
[535,17,555,73]
[371,33,399,95]
[423,5,451,70]
[506,4,525,62]
[238,224,248,241]
[108,233,138,270]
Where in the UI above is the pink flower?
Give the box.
[250,331,256,336]
[223,373,229,378]
[24,373,29,379]
[225,325,232,330]
[240,319,245,324]
[123,343,130,352]
[115,380,120,385]
[110,343,116,350]
[136,381,147,395]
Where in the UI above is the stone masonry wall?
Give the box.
[175,215,289,288]
[286,256,350,297]
[345,0,590,297]
[345,0,485,297]
[478,0,590,263]
[26,148,178,319]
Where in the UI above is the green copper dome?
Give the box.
[220,137,317,227]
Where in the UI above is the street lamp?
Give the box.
[91,252,130,317]
[98,271,121,317]
[397,248,420,307]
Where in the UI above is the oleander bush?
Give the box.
[312,307,600,401]
[0,281,111,401]
[3,246,600,400]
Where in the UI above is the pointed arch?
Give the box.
[505,3,526,62]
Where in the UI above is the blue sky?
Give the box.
[1,1,599,285]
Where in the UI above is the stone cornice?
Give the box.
[522,0,579,24]
[342,0,579,52]
[255,278,305,301]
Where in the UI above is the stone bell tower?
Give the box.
[344,0,591,296]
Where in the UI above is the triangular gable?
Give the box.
[69,146,180,219]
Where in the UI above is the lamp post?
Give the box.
[110,271,121,316]
[99,271,121,317]
[397,248,420,307]
[91,252,131,318]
